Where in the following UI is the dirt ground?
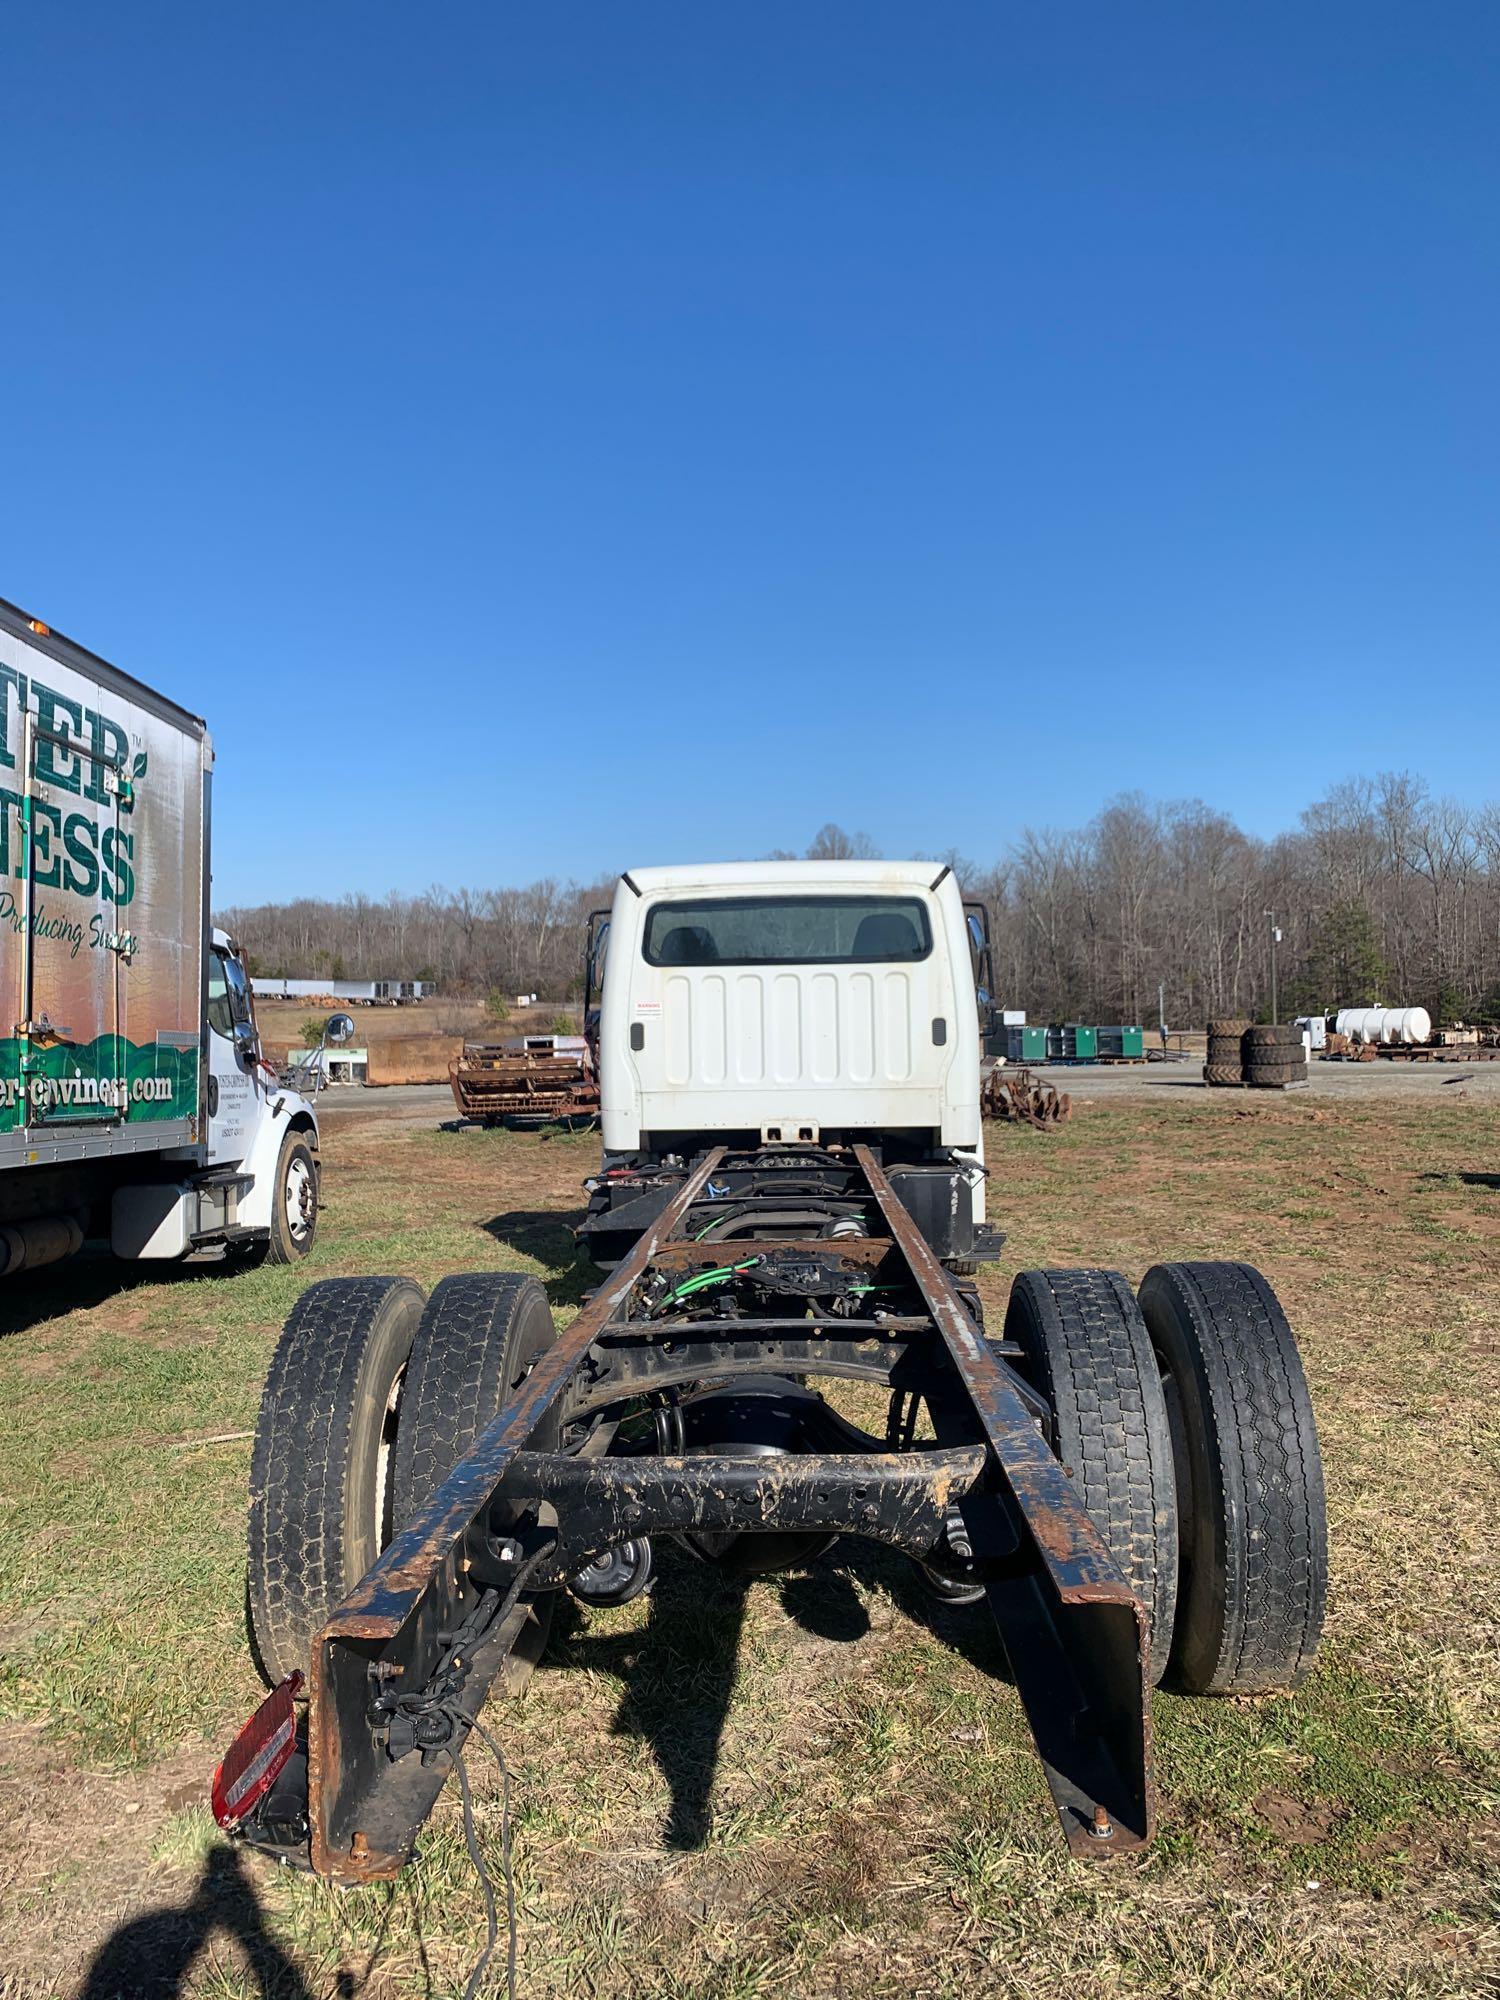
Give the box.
[253,997,580,1053]
[0,1090,1495,1997]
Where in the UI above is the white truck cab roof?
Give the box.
[618,859,956,892]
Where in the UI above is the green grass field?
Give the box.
[0,1097,1495,1997]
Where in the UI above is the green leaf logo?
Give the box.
[131,751,148,781]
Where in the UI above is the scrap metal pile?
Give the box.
[448,1033,600,1128]
[982,1065,1072,1130]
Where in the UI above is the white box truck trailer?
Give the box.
[0,597,324,1275]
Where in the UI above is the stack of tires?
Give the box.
[1204,1018,1250,1087]
[1242,1023,1307,1090]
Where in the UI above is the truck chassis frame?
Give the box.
[244,1142,1153,1882]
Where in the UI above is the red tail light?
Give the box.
[211,1672,303,1830]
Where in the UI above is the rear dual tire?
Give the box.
[248,1276,423,1685]
[1008,1262,1327,1696]
[246,1270,558,1689]
[1005,1271,1178,1682]
[1138,1263,1326,1693]
[394,1273,560,1686]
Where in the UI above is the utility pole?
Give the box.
[1265,911,1283,1024]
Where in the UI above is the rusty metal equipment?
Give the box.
[448,1034,600,1128]
[983,1066,1072,1131]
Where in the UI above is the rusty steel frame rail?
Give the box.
[853,1144,1154,1855]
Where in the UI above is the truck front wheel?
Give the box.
[260,1129,319,1265]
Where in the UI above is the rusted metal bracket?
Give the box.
[495,1445,990,1584]
[853,1144,1154,1856]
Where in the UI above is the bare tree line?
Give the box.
[218,786,1500,1024]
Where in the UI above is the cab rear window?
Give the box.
[642,896,932,967]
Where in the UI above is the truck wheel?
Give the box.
[262,1129,319,1264]
[1005,1270,1179,1682]
[1137,1262,1327,1694]
[247,1275,424,1685]
[391,1273,559,1689]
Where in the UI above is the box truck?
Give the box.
[0,596,324,1276]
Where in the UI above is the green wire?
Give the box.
[654,1257,761,1312]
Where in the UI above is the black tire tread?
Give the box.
[1207,1018,1251,1038]
[392,1272,557,1527]
[248,1275,424,1685]
[1203,1064,1244,1086]
[1244,1025,1304,1050]
[392,1273,560,1691]
[1138,1261,1326,1693]
[1005,1269,1178,1681]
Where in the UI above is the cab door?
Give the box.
[205,944,264,1164]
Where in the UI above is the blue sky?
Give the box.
[3,5,1496,904]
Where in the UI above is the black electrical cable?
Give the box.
[459,1715,519,2000]
[371,1556,545,2000]
[455,1743,500,2000]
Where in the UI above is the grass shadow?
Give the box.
[549,1553,748,1850]
[824,1537,1014,1683]
[1416,1170,1500,1191]
[547,1536,1013,1854]
[0,1246,252,1341]
[480,1209,595,1306]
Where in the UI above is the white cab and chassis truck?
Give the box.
[222,862,1327,1883]
[0,598,323,1277]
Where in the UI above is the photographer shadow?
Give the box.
[79,1842,311,2000]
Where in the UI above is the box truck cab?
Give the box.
[0,598,323,1278]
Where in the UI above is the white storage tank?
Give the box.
[1388,1005,1432,1045]
[1334,1006,1431,1046]
[1335,1007,1378,1044]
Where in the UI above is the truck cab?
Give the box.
[109,929,324,1264]
[582,862,988,1265]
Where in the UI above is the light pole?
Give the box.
[1265,911,1283,1025]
